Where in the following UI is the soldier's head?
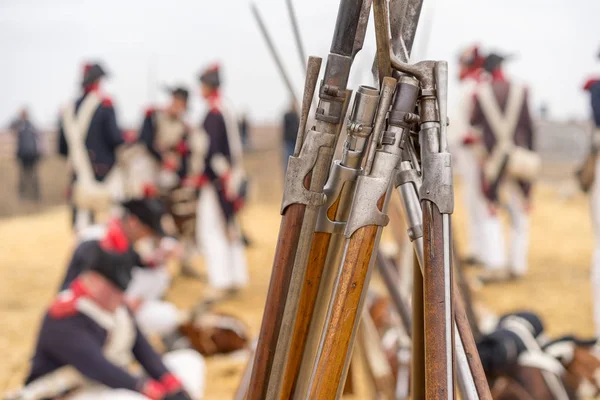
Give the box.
[483,53,508,80]
[19,108,28,120]
[81,62,107,91]
[166,86,189,118]
[198,63,221,99]
[120,198,167,243]
[457,45,484,81]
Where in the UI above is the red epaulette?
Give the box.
[49,280,88,319]
[101,97,113,107]
[145,106,156,118]
[584,78,600,91]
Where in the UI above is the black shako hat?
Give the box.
[483,53,507,73]
[122,198,167,237]
[91,244,136,291]
[82,62,108,87]
[199,64,221,88]
[165,85,190,104]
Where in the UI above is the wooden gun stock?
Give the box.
[247,203,306,400]
[308,223,379,399]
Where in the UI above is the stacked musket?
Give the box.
[248,0,493,399]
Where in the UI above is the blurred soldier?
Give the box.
[282,100,299,170]
[583,55,600,334]
[471,53,538,282]
[136,86,210,279]
[452,45,488,265]
[11,234,204,400]
[238,112,250,150]
[137,87,206,195]
[59,199,186,338]
[196,64,248,297]
[10,108,41,201]
[58,62,125,232]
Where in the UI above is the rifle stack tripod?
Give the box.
[247,0,493,398]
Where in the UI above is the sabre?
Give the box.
[248,0,370,398]
[250,3,298,104]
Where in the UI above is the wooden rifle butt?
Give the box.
[247,203,306,400]
[412,252,426,399]
[278,231,332,399]
[422,202,455,399]
[308,224,379,399]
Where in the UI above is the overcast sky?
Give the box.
[0,0,598,129]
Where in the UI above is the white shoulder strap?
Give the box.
[62,93,102,184]
[476,82,525,145]
[76,297,116,330]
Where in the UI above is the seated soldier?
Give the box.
[61,199,184,338]
[9,232,205,400]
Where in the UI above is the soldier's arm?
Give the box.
[41,315,142,391]
[204,111,232,179]
[101,100,125,151]
[131,324,170,380]
[591,84,600,128]
[521,89,535,151]
[58,118,68,157]
[139,110,162,162]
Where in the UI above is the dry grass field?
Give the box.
[0,144,596,398]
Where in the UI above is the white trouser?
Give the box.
[135,300,182,337]
[74,209,95,233]
[457,146,487,260]
[506,185,530,276]
[197,185,248,290]
[67,349,206,400]
[590,158,600,335]
[481,181,530,275]
[126,267,179,337]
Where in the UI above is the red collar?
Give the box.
[207,91,221,111]
[100,219,130,253]
[83,82,100,93]
[584,78,600,91]
[460,68,485,82]
[491,70,506,82]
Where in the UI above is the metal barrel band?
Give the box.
[280,129,337,213]
[343,152,399,238]
[395,168,421,188]
[418,120,454,214]
[315,161,361,234]
[419,153,454,214]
